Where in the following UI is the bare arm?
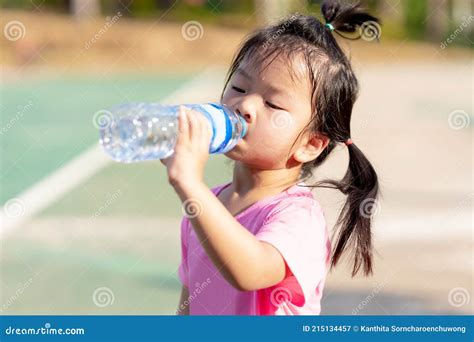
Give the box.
[163,108,286,292]
[174,181,286,291]
[176,285,190,315]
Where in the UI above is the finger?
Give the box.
[186,108,199,142]
[194,109,208,141]
[198,112,211,148]
[192,110,204,141]
[176,106,190,146]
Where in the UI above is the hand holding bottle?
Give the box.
[99,102,247,163]
[160,106,211,189]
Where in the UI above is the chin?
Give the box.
[224,148,242,161]
[226,153,278,170]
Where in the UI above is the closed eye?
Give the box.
[266,101,286,111]
[231,86,245,93]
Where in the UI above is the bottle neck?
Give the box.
[218,103,247,139]
[238,115,248,138]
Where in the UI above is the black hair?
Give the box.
[221,0,381,276]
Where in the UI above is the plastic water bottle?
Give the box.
[98,103,247,163]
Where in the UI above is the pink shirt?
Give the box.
[177,182,331,315]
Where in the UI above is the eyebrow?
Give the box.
[235,67,292,100]
[236,68,285,92]
[236,68,252,80]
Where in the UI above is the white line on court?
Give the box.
[0,67,225,236]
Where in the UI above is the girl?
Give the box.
[162,0,380,315]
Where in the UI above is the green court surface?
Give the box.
[1,72,233,314]
[1,72,191,204]
[1,62,472,316]
[38,154,233,217]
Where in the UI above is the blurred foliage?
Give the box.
[403,0,427,40]
[0,0,69,12]
[444,0,474,49]
[100,0,256,27]
[0,0,472,46]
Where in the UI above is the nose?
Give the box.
[234,99,256,124]
[236,109,252,123]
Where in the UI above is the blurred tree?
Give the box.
[426,0,448,41]
[255,0,291,25]
[446,0,474,47]
[182,0,205,5]
[70,0,100,18]
[404,0,428,40]
[155,0,176,8]
[114,0,133,16]
[379,0,403,23]
[366,0,381,11]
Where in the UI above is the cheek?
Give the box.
[236,122,298,165]
[251,126,291,151]
[221,90,235,106]
[225,111,303,167]
[251,113,298,149]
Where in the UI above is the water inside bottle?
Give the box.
[100,104,179,162]
[99,102,246,162]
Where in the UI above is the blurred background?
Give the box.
[0,0,472,315]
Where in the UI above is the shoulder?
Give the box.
[262,185,324,226]
[210,182,231,196]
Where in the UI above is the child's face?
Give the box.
[222,53,325,170]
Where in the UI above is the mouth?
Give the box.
[238,116,248,139]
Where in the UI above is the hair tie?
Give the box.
[325,23,335,32]
[345,138,353,146]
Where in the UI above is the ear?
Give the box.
[293,133,330,163]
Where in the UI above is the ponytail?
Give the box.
[220,0,381,276]
[314,0,381,277]
[318,142,379,276]
[322,0,381,40]
[310,142,379,276]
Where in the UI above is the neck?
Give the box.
[231,161,301,196]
